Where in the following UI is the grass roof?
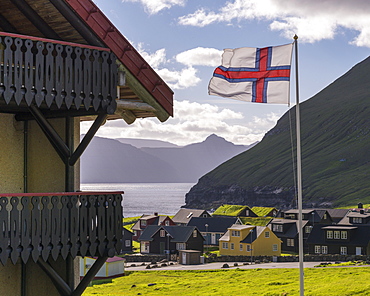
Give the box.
[239,217,272,226]
[213,204,249,216]
[252,207,277,217]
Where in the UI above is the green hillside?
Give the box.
[185,56,370,209]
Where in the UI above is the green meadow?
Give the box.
[83,267,370,296]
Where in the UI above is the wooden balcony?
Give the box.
[0,32,117,118]
[0,191,123,265]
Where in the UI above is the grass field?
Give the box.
[83,267,370,296]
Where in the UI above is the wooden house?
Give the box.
[219,224,281,256]
[187,216,241,246]
[172,208,211,226]
[121,228,134,254]
[138,225,204,255]
[0,1,173,295]
[307,224,370,256]
[132,214,175,240]
[283,209,333,224]
[80,256,125,279]
[268,218,310,253]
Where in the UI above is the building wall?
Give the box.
[0,114,80,296]
[252,227,281,256]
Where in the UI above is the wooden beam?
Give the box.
[0,12,18,33]
[10,0,61,40]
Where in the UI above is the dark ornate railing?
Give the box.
[0,32,117,115]
[0,192,123,265]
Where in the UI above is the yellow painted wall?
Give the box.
[219,226,281,256]
[0,114,80,296]
[0,114,24,193]
[252,227,281,256]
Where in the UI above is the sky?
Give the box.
[81,0,370,146]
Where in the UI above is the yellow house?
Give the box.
[219,224,281,256]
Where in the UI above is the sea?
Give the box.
[81,183,195,218]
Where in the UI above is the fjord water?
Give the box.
[81,183,194,217]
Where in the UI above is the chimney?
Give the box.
[358,203,363,209]
[154,212,158,216]
[360,209,365,214]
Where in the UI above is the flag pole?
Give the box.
[293,34,304,296]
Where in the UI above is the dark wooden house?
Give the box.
[138,225,204,255]
[0,0,173,295]
[132,214,175,240]
[307,224,370,256]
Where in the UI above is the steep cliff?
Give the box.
[185,56,370,210]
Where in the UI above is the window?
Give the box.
[315,245,321,254]
[141,220,147,226]
[305,226,312,233]
[340,246,347,255]
[125,240,131,247]
[273,224,283,232]
[160,230,165,237]
[334,231,340,239]
[141,242,149,253]
[272,244,278,251]
[133,231,137,236]
[193,230,197,237]
[222,242,228,249]
[341,231,347,240]
[240,244,243,251]
[321,246,328,254]
[246,210,250,216]
[231,243,234,250]
[165,220,170,226]
[326,231,333,239]
[265,231,270,238]
[231,230,240,237]
[287,238,294,247]
[323,213,327,219]
[353,217,362,224]
[176,243,186,250]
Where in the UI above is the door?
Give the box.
[356,247,362,255]
[182,252,187,264]
[160,242,165,254]
[211,233,216,245]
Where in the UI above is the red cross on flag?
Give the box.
[208,43,293,105]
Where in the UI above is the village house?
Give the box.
[187,216,241,247]
[219,224,281,256]
[131,213,175,240]
[0,0,173,295]
[307,224,370,256]
[172,208,211,226]
[138,225,204,255]
[268,218,310,253]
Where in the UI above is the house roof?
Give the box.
[213,204,254,217]
[172,209,210,225]
[138,225,204,243]
[269,218,309,238]
[251,207,277,217]
[0,0,173,122]
[187,217,239,233]
[219,224,255,242]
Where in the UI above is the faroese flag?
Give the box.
[208,43,293,104]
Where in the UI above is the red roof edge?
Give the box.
[65,0,174,116]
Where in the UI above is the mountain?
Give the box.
[184,56,370,210]
[116,138,179,148]
[81,134,253,183]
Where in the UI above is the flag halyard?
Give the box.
[209,43,293,104]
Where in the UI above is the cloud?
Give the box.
[175,47,223,67]
[178,0,370,47]
[122,0,187,15]
[81,100,281,145]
